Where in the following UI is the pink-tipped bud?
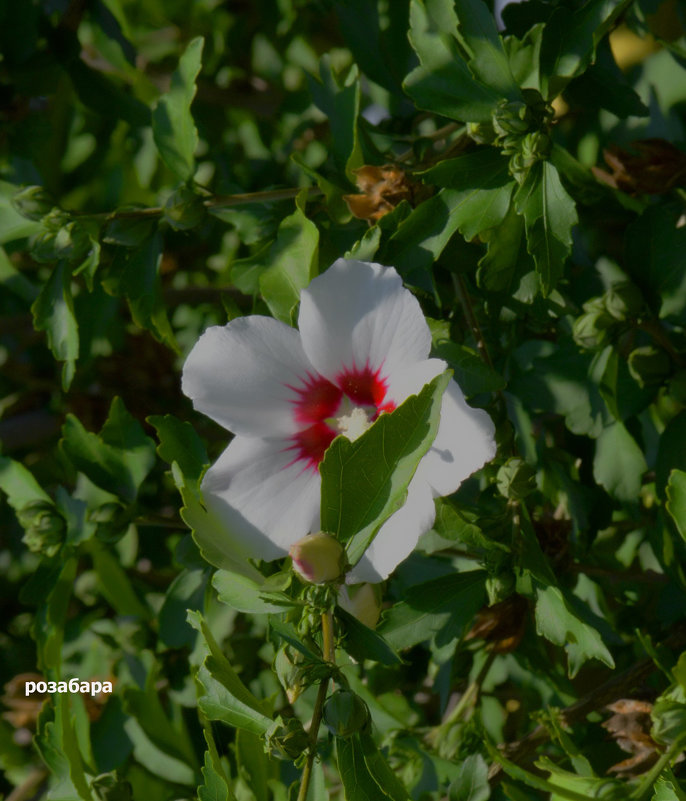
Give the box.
[338,583,382,629]
[289,532,345,584]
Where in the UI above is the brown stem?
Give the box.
[205,186,322,209]
[451,273,495,370]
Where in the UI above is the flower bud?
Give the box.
[323,690,369,737]
[265,716,310,760]
[496,458,537,501]
[486,572,515,606]
[604,281,643,321]
[628,346,672,387]
[88,502,132,544]
[163,186,206,231]
[493,100,532,138]
[12,186,57,221]
[572,300,617,350]
[290,532,345,584]
[338,583,382,629]
[18,500,66,557]
[466,121,497,145]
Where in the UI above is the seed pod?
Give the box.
[323,689,369,737]
[88,502,132,544]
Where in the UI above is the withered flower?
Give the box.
[2,673,46,730]
[592,139,686,195]
[344,164,414,222]
[602,699,660,776]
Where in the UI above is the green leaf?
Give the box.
[0,456,52,510]
[625,203,686,322]
[534,584,614,678]
[35,696,95,801]
[108,233,177,350]
[0,180,43,244]
[539,0,634,98]
[309,55,363,180]
[379,570,486,650]
[198,728,236,801]
[453,0,520,97]
[148,413,209,486]
[404,0,501,122]
[592,422,647,502]
[188,610,273,736]
[431,340,506,395]
[666,469,686,543]
[152,36,204,180]
[335,605,403,666]
[449,753,490,801]
[90,539,151,619]
[258,191,319,324]
[159,567,208,647]
[653,776,686,801]
[0,245,38,302]
[476,203,529,294]
[33,556,78,673]
[236,730,275,801]
[337,732,410,801]
[514,161,577,296]
[60,397,156,502]
[656,411,686,497]
[213,570,290,614]
[384,151,513,292]
[333,0,413,96]
[320,372,450,566]
[31,261,79,390]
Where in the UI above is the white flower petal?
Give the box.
[298,259,432,383]
[384,357,447,406]
[201,436,321,561]
[414,380,496,496]
[348,477,436,583]
[182,317,314,438]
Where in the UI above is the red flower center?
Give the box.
[286,365,396,469]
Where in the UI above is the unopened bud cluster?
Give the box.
[572,281,644,351]
[468,89,554,180]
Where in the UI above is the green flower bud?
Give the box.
[31,220,91,264]
[604,281,644,321]
[466,121,497,145]
[265,717,310,760]
[572,300,617,350]
[323,690,369,737]
[628,345,672,387]
[18,500,66,557]
[496,458,537,501]
[163,186,206,231]
[290,532,345,584]
[88,502,132,544]
[12,186,57,221]
[493,99,532,138]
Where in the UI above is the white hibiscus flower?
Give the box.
[182,259,496,582]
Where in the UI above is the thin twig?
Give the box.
[451,273,495,370]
